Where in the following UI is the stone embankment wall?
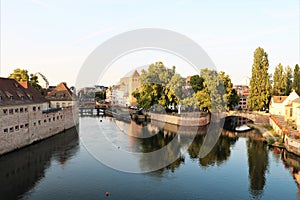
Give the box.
[0,106,78,155]
[149,112,210,126]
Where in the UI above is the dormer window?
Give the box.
[27,94,32,100]
[9,95,13,101]
[21,95,24,100]
[0,96,2,101]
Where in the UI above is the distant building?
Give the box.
[35,72,49,89]
[107,70,140,107]
[233,85,250,110]
[45,82,76,108]
[77,85,108,101]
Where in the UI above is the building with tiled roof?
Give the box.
[0,77,78,155]
[45,82,76,108]
[269,91,299,116]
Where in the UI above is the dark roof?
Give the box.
[45,82,75,101]
[0,77,48,106]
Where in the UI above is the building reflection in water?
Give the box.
[0,127,79,200]
[281,149,300,196]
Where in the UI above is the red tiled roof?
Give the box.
[0,77,48,106]
[45,82,75,101]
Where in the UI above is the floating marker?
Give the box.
[105,192,109,196]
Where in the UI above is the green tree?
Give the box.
[133,62,184,109]
[8,68,29,82]
[189,75,204,93]
[196,69,237,111]
[293,64,300,94]
[8,68,43,94]
[283,66,292,95]
[272,63,284,95]
[95,91,106,100]
[247,47,271,111]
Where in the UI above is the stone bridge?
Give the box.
[226,111,270,124]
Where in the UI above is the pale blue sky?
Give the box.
[1,0,299,86]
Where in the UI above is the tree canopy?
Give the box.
[8,68,43,94]
[133,62,238,112]
[247,47,271,111]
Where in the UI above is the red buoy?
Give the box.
[105,192,109,196]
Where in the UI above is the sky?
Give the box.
[1,0,299,87]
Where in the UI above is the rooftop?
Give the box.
[0,77,48,106]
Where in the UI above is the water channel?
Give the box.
[0,116,299,200]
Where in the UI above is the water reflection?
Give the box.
[280,149,300,196]
[0,127,79,200]
[247,139,268,198]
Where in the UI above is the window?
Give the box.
[9,127,14,132]
[15,126,19,131]
[290,108,293,117]
[56,102,60,108]
[44,119,47,123]
[33,122,36,126]
[60,115,63,119]
[48,118,51,122]
[62,102,66,107]
[15,108,19,113]
[53,117,55,121]
[20,125,24,129]
[3,128,8,133]
[9,109,13,114]
[57,116,59,120]
[9,96,13,101]
[0,96,2,101]
[20,108,23,113]
[25,108,28,112]
[38,106,40,111]
[33,106,36,111]
[25,123,29,128]
[3,109,7,114]
[21,96,24,100]
[38,120,41,125]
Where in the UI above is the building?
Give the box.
[0,77,78,155]
[233,85,250,110]
[107,70,140,107]
[35,72,49,89]
[45,82,76,108]
[269,91,299,116]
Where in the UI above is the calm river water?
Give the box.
[0,116,299,200]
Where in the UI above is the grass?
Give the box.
[262,125,273,131]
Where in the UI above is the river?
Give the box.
[0,116,299,200]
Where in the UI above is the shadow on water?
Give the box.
[0,127,79,200]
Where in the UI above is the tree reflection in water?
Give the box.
[247,138,268,198]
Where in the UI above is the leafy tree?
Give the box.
[189,75,204,93]
[8,68,29,82]
[283,65,292,95]
[293,64,300,94]
[8,68,43,94]
[133,62,184,109]
[272,63,284,95]
[247,47,271,111]
[95,91,106,100]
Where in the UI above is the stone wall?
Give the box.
[149,112,210,126]
[0,103,78,155]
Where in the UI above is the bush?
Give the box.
[268,138,275,145]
